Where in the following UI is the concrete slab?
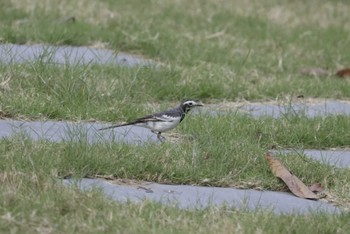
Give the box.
[63,178,341,214]
[0,119,158,144]
[0,43,154,67]
[274,149,350,168]
[237,100,350,118]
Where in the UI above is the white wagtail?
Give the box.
[98,100,204,141]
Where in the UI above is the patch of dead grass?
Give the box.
[9,0,350,31]
[228,0,350,30]
[9,0,119,25]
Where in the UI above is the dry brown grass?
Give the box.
[9,0,350,31]
[220,0,350,30]
[10,0,119,25]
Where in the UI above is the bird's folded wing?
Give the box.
[154,115,176,122]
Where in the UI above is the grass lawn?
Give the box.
[1,0,350,233]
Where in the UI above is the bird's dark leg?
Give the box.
[152,130,165,142]
[158,132,166,142]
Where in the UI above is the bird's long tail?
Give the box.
[98,122,133,131]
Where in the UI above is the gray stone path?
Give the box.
[0,119,157,144]
[239,100,350,118]
[203,100,350,118]
[274,149,350,168]
[0,43,154,67]
[63,178,340,215]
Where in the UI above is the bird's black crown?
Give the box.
[180,99,203,113]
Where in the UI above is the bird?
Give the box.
[98,99,204,141]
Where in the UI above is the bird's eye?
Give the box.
[188,102,193,106]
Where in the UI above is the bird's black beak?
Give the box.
[195,101,204,107]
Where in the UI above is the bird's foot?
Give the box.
[158,135,166,142]
[152,131,166,142]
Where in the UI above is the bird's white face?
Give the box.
[182,100,204,112]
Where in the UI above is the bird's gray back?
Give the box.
[151,106,186,122]
[154,106,184,118]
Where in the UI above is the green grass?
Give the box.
[2,114,350,198]
[2,0,350,67]
[1,0,350,232]
[1,63,350,121]
[1,0,350,116]
[1,129,350,233]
